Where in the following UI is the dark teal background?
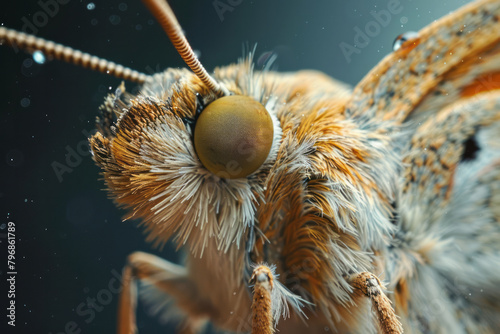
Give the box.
[1,0,471,333]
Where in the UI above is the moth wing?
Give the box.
[345,0,500,125]
[393,91,500,332]
[343,0,500,331]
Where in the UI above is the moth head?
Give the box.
[89,67,281,257]
[0,0,279,255]
[85,0,282,256]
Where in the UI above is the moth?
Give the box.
[2,0,500,333]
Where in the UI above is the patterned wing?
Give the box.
[344,0,500,332]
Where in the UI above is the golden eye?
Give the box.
[194,95,274,179]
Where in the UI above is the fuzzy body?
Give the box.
[89,0,500,333]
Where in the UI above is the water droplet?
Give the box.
[135,24,143,31]
[87,2,95,10]
[118,3,128,11]
[20,97,30,107]
[393,31,419,51]
[0,223,6,230]
[22,57,43,77]
[400,16,408,24]
[91,18,98,26]
[23,58,33,68]
[109,15,121,25]
[33,51,46,64]
[6,149,24,167]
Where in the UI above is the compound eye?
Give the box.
[194,95,274,179]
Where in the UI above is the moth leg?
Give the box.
[250,265,275,334]
[117,251,213,334]
[118,264,137,334]
[349,272,403,334]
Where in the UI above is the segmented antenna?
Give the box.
[142,0,229,96]
[0,27,150,84]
